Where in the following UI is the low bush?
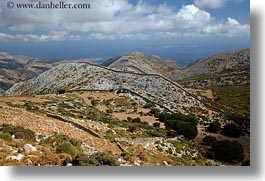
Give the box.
[150,108,160,117]
[1,124,35,141]
[41,134,81,149]
[204,151,215,159]
[212,140,244,163]
[153,122,161,128]
[165,120,198,140]
[56,142,77,159]
[91,99,99,107]
[202,136,217,146]
[73,152,118,166]
[207,121,221,133]
[106,109,113,114]
[56,89,66,95]
[132,117,141,123]
[222,124,242,138]
[0,132,12,142]
[156,112,199,139]
[128,125,137,133]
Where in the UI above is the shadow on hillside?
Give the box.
[10,11,261,180]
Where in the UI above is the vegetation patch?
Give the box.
[212,85,250,119]
[56,142,77,159]
[73,152,118,166]
[0,132,12,142]
[1,124,35,141]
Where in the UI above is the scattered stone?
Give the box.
[26,158,33,165]
[23,144,37,154]
[134,160,141,166]
[6,154,24,161]
[67,163,73,166]
[163,161,170,166]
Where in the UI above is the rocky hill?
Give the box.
[102,52,182,78]
[176,49,250,88]
[7,63,209,117]
[0,52,65,95]
[175,49,250,125]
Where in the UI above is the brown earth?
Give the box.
[0,105,121,155]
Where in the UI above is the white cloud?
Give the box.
[0,31,74,42]
[194,0,244,9]
[0,0,249,41]
[175,5,212,29]
[194,0,228,9]
[202,17,249,36]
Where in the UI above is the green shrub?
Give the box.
[56,142,77,158]
[212,140,244,162]
[159,112,198,125]
[24,101,38,111]
[91,99,99,106]
[72,154,90,166]
[41,135,81,149]
[56,89,66,94]
[202,136,217,146]
[153,122,161,128]
[132,117,141,123]
[166,130,178,138]
[87,152,118,166]
[222,124,242,138]
[128,125,137,133]
[0,132,12,142]
[127,117,133,122]
[143,103,154,109]
[158,112,172,122]
[104,130,115,142]
[1,124,35,141]
[165,120,198,140]
[207,121,221,133]
[161,112,199,140]
[204,151,215,159]
[73,152,117,166]
[106,109,113,114]
[147,130,165,137]
[150,108,160,117]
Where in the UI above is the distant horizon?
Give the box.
[0,46,249,66]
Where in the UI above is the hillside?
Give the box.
[176,49,250,126]
[7,63,211,118]
[177,49,250,87]
[0,52,64,95]
[0,91,249,166]
[1,50,251,166]
[102,52,182,78]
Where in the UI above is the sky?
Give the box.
[0,0,250,66]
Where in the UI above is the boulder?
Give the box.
[6,154,24,161]
[23,144,37,153]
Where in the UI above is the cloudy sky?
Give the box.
[0,0,250,65]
